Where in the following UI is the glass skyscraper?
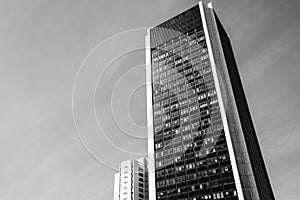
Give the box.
[145,2,275,200]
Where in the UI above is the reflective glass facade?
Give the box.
[149,5,238,200]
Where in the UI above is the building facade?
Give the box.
[145,2,275,200]
[114,157,149,200]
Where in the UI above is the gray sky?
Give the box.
[1,0,300,199]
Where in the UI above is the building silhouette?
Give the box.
[145,1,275,200]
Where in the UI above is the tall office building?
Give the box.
[114,157,149,200]
[145,2,275,200]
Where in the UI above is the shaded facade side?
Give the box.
[202,4,275,200]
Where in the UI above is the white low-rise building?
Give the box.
[114,157,148,200]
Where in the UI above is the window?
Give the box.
[191,185,195,191]
[155,151,163,158]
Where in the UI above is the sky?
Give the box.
[0,0,300,199]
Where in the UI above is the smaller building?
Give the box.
[114,157,149,200]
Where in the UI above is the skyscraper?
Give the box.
[114,157,149,200]
[145,1,275,200]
